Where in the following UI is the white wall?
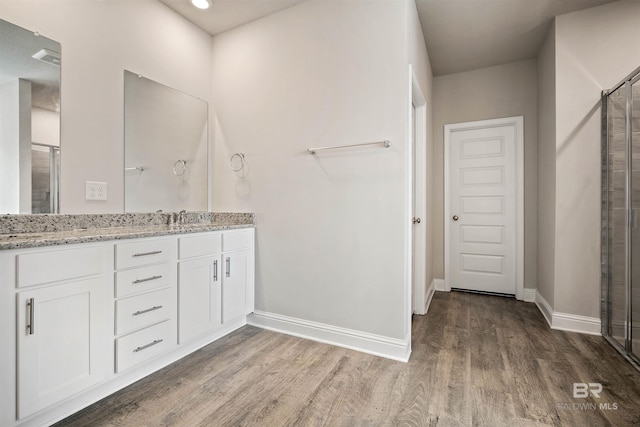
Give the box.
[432,59,539,291]
[17,79,31,213]
[408,0,435,301]
[212,0,416,342]
[0,79,32,213]
[0,80,22,213]
[552,0,640,318]
[536,22,556,308]
[0,0,212,213]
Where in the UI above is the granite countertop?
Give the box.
[0,212,254,250]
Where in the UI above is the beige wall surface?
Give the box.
[0,0,213,213]
[408,0,435,301]
[0,81,22,213]
[432,59,539,290]
[212,0,418,340]
[553,0,640,317]
[536,22,557,308]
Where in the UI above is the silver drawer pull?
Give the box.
[132,305,163,316]
[133,339,163,353]
[132,250,162,257]
[27,298,35,335]
[226,257,231,278]
[132,275,162,284]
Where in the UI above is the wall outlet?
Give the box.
[86,181,108,201]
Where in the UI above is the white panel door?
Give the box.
[447,118,522,295]
[222,250,247,324]
[178,256,221,344]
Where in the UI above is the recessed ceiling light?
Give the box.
[32,48,61,67]
[191,0,210,9]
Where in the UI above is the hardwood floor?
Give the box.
[56,291,640,426]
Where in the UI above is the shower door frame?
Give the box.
[602,65,640,369]
[31,142,61,214]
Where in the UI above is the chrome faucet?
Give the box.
[168,210,187,226]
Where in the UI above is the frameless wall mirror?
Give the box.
[124,70,208,212]
[0,18,61,214]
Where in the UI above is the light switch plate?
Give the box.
[86,181,107,201]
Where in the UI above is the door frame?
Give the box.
[444,116,524,299]
[408,66,428,316]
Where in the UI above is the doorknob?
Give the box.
[452,215,459,221]
[413,217,421,224]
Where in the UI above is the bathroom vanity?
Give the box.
[0,213,255,427]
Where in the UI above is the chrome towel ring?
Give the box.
[230,153,245,172]
[173,160,187,176]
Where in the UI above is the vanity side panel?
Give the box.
[0,251,18,426]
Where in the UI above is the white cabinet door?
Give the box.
[16,277,106,419]
[222,250,248,324]
[178,256,221,343]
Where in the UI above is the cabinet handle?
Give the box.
[132,305,163,316]
[213,260,218,281]
[27,298,35,335]
[132,250,162,257]
[133,339,163,353]
[132,275,162,284]
[226,257,231,278]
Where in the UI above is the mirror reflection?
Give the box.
[124,71,208,212]
[0,18,61,214]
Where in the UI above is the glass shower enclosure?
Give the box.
[602,65,640,367]
[31,143,60,214]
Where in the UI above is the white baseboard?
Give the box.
[552,312,601,335]
[424,280,436,314]
[535,291,554,327]
[247,311,411,362]
[435,284,599,335]
[535,292,601,336]
[523,288,537,302]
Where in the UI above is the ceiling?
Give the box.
[158,0,306,35]
[164,0,620,76]
[416,0,619,76]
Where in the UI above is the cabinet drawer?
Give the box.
[115,239,173,269]
[116,320,172,373]
[115,262,171,297]
[17,246,103,288]
[115,288,171,335]
[222,230,253,252]
[178,233,221,259]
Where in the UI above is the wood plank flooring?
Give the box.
[56,291,640,426]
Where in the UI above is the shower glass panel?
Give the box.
[606,87,627,348]
[31,144,60,214]
[602,66,640,369]
[632,77,640,358]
